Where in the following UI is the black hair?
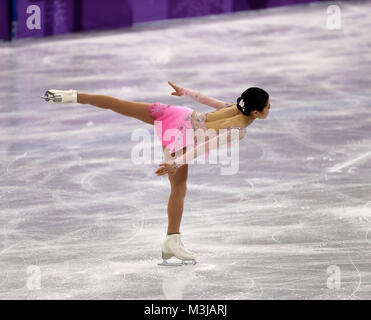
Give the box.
[236,87,269,116]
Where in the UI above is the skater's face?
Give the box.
[251,98,270,119]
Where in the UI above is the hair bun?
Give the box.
[237,87,269,116]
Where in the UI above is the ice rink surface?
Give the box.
[0,1,370,299]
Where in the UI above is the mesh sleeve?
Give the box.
[179,87,233,110]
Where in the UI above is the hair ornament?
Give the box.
[239,99,245,111]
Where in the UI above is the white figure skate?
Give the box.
[41,89,78,104]
[158,233,197,266]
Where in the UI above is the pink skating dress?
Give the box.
[148,87,247,166]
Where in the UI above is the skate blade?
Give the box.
[158,260,197,267]
[40,91,54,101]
[40,95,51,101]
[40,91,61,103]
[158,261,183,267]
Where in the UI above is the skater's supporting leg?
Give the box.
[159,148,196,266]
[77,93,155,125]
[167,162,188,235]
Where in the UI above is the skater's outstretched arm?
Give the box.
[168,81,234,110]
[155,126,246,176]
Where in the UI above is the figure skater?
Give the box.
[41,81,270,266]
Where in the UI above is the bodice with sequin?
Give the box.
[168,86,249,166]
[190,111,208,131]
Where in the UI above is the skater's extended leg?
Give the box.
[77,93,155,125]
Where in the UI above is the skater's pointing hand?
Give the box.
[168,81,183,97]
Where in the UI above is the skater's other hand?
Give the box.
[155,162,177,176]
[168,81,183,96]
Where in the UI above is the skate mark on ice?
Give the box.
[229,278,262,300]
[328,150,371,173]
[272,230,283,242]
[80,169,110,191]
[243,179,255,191]
[52,192,76,211]
[348,255,362,300]
[271,224,331,244]
[271,225,303,243]
[187,182,243,194]
[363,201,371,244]
[5,152,28,174]
[0,242,23,258]
[89,208,145,263]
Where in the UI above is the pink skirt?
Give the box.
[149,103,195,154]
